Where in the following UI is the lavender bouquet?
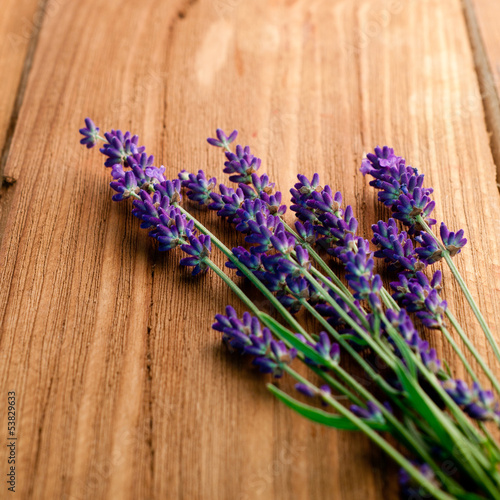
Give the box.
[80,118,500,499]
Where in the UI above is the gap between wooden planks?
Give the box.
[0,0,41,242]
[0,0,499,499]
[462,0,500,184]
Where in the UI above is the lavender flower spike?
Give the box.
[440,223,467,256]
[180,234,212,276]
[79,118,100,148]
[207,129,238,149]
[212,307,297,377]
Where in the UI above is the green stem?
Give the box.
[283,368,455,500]
[205,259,361,404]
[178,206,309,339]
[417,216,500,363]
[380,314,498,482]
[446,310,500,395]
[301,268,397,370]
[439,324,479,384]
[307,266,371,330]
[311,368,364,406]
[281,220,354,299]
[204,260,261,316]
[302,300,398,396]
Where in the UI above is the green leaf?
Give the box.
[268,384,389,432]
[259,313,331,367]
[339,334,368,346]
[395,364,454,448]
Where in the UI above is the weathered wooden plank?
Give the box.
[462,0,500,181]
[0,0,41,155]
[0,0,499,499]
[467,0,500,94]
[0,0,41,238]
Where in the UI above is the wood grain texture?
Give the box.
[0,0,499,499]
[0,0,40,156]
[0,0,41,238]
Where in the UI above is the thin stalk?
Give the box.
[478,422,500,462]
[380,314,498,481]
[206,258,362,404]
[439,324,479,384]
[205,260,261,316]
[307,265,371,330]
[301,268,397,370]
[446,310,500,394]
[417,216,500,362]
[283,368,455,500]
[281,220,354,298]
[301,300,399,396]
[177,206,309,339]
[311,369,364,406]
[380,286,400,310]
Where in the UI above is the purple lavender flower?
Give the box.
[392,188,436,232]
[343,247,382,301]
[270,231,296,255]
[250,173,275,194]
[307,188,343,217]
[79,118,100,148]
[443,380,500,422]
[350,401,388,424]
[110,171,139,202]
[260,191,287,216]
[361,147,436,233]
[360,146,404,175]
[132,188,172,230]
[295,383,331,405]
[372,219,422,274]
[212,307,296,377]
[275,246,311,279]
[233,199,270,233]
[180,234,211,276]
[178,169,191,183]
[294,221,316,245]
[155,179,182,204]
[144,165,166,183]
[214,187,246,222]
[208,184,236,212]
[391,271,446,330]
[100,130,145,167]
[245,215,284,253]
[225,246,266,280]
[252,340,297,377]
[414,231,443,265]
[207,129,238,149]
[155,210,195,251]
[223,145,261,184]
[295,331,340,368]
[290,174,321,220]
[294,383,317,398]
[213,306,268,352]
[184,170,217,206]
[440,223,467,256]
[261,254,288,292]
[316,205,358,255]
[399,462,439,499]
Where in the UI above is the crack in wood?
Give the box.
[461,0,500,187]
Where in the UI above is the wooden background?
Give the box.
[1,0,500,498]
